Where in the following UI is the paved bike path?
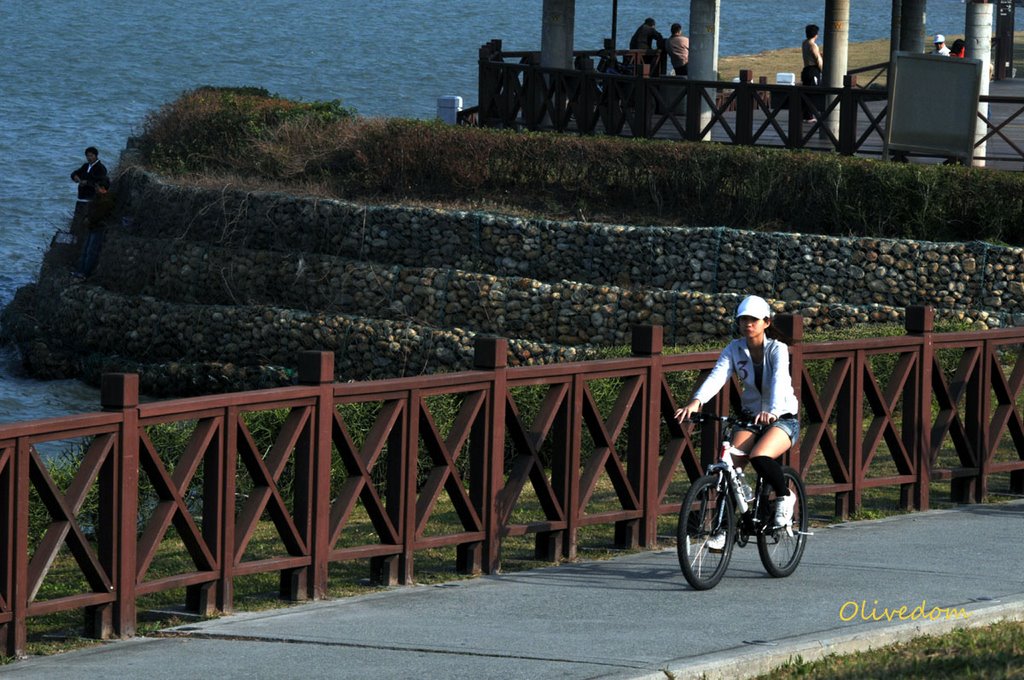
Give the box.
[2,500,1023,679]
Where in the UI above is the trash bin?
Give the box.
[436,95,463,124]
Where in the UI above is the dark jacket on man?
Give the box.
[71,161,109,201]
[629,24,664,51]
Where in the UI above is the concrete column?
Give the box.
[890,0,903,59]
[966,0,993,166]
[900,0,927,54]
[688,0,721,140]
[540,0,575,69]
[823,0,850,138]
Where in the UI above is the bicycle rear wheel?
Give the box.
[757,465,807,578]
[677,474,735,590]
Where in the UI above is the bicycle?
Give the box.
[676,413,810,590]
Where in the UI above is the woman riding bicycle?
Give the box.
[674,295,800,544]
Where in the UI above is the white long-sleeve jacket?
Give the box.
[692,337,799,416]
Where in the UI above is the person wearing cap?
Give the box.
[934,34,951,56]
[674,295,800,537]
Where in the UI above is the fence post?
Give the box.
[630,325,663,548]
[635,68,650,138]
[957,332,987,504]
[975,336,993,503]
[735,70,754,145]
[685,77,702,141]
[101,373,139,640]
[839,75,858,155]
[564,368,584,562]
[296,351,335,599]
[524,62,542,129]
[478,41,501,125]
[0,436,10,656]
[579,69,595,133]
[773,315,804,473]
[849,346,866,514]
[473,337,507,575]
[905,306,933,511]
[7,436,31,657]
[789,84,806,147]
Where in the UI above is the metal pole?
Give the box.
[611,0,618,50]
[966,0,994,166]
[994,0,1015,79]
[688,0,721,141]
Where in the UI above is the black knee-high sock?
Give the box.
[751,456,789,497]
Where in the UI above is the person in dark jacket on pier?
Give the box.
[70,146,110,278]
[628,17,665,71]
[70,146,108,238]
[629,17,664,51]
[622,16,663,51]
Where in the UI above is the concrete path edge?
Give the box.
[644,593,1024,680]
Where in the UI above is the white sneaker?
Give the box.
[773,492,796,527]
[706,531,727,552]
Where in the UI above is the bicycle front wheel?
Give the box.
[757,465,807,578]
[677,474,735,590]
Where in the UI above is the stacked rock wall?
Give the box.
[4,168,1020,396]
[118,170,1024,317]
[97,234,1001,350]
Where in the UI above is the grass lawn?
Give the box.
[761,619,1024,679]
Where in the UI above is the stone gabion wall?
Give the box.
[96,234,1010,352]
[8,167,1018,396]
[45,284,591,381]
[116,169,1024,320]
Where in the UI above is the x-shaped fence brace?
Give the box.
[500,383,568,531]
[27,434,115,602]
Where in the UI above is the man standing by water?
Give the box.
[666,23,689,76]
[70,146,108,238]
[800,24,823,122]
[933,34,951,56]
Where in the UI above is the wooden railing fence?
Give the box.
[1,306,1022,654]
[473,42,1024,166]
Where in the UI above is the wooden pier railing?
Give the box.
[474,41,1024,168]
[1,307,1022,654]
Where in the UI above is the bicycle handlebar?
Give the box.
[684,412,764,430]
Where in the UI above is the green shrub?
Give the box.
[137,86,353,174]
[134,88,1024,245]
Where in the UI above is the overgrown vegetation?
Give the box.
[134,86,1024,245]
[135,86,353,175]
